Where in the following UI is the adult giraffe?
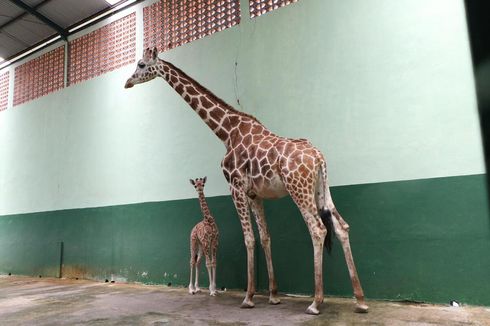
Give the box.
[125,47,368,315]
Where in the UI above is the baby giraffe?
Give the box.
[188,177,219,296]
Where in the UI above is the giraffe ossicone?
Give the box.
[188,177,219,296]
[125,47,368,315]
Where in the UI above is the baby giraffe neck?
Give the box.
[197,190,213,221]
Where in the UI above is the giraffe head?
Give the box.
[124,47,160,89]
[189,177,207,191]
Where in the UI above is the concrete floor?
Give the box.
[1,276,489,325]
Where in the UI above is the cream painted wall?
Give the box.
[0,0,484,215]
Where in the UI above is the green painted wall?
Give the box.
[0,0,488,307]
[1,174,489,305]
[0,0,483,215]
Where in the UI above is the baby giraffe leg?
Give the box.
[188,261,195,294]
[211,266,217,294]
[210,247,218,295]
[194,249,203,293]
[205,250,217,296]
[188,239,198,294]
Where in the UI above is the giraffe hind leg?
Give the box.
[319,208,334,253]
[303,208,327,315]
[285,179,327,315]
[331,209,368,313]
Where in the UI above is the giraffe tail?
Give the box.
[320,208,334,254]
[317,160,334,254]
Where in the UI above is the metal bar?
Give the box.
[8,0,68,40]
[58,241,64,278]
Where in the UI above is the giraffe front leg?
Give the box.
[211,265,217,295]
[231,187,256,308]
[194,250,203,293]
[249,198,280,305]
[189,240,198,294]
[211,247,218,296]
[205,250,217,296]
[331,210,368,313]
[189,262,196,294]
[241,231,255,308]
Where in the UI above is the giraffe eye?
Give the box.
[138,62,146,69]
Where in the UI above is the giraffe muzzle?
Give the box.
[124,80,134,89]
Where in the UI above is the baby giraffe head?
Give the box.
[190,177,207,192]
[124,47,160,89]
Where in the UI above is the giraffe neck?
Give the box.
[156,59,266,148]
[197,190,214,222]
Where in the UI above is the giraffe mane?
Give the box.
[160,59,263,125]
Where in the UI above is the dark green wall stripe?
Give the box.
[1,174,489,306]
[258,174,490,306]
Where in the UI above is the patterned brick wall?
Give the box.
[249,0,299,18]
[0,71,9,111]
[13,46,65,106]
[69,13,136,85]
[144,0,240,52]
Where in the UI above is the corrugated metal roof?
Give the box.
[0,1,24,25]
[0,0,141,66]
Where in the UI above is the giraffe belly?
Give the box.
[253,174,289,199]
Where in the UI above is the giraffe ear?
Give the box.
[203,176,207,184]
[152,47,158,60]
[143,47,151,60]
[190,179,195,186]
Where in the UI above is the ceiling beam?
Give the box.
[8,0,68,40]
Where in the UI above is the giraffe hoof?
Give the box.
[240,300,255,309]
[355,303,369,313]
[305,306,320,315]
[269,297,281,305]
[195,288,202,293]
[210,291,217,296]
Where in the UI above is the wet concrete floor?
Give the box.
[1,276,489,325]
